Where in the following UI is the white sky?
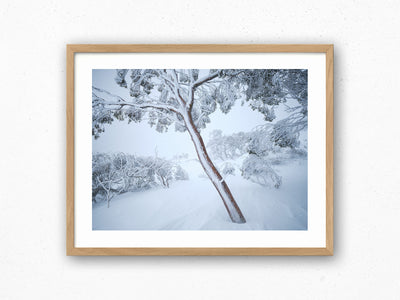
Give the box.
[92,69,275,159]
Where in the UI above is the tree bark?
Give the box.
[183,110,246,224]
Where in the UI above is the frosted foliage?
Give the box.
[114,69,128,88]
[208,125,306,163]
[92,87,146,139]
[208,124,307,188]
[92,69,307,138]
[207,130,249,160]
[247,125,307,166]
[92,153,188,206]
[238,69,307,122]
[241,155,282,188]
[215,82,239,113]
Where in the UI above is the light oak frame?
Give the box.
[67,44,333,256]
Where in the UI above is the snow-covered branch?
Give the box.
[169,69,187,107]
[192,70,219,89]
[187,70,220,111]
[92,86,182,116]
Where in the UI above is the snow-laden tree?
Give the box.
[152,157,189,188]
[207,109,308,187]
[92,153,188,207]
[207,125,306,189]
[92,69,307,223]
[92,153,126,208]
[241,155,282,188]
[207,129,249,161]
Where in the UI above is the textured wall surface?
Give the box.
[1,0,399,299]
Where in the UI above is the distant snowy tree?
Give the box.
[92,69,306,223]
[152,158,176,188]
[172,164,189,181]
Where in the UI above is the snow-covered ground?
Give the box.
[92,157,307,230]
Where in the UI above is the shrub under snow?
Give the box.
[92,153,188,206]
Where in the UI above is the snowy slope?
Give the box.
[92,158,307,230]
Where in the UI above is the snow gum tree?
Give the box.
[92,69,307,223]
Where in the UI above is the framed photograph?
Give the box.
[67,44,333,255]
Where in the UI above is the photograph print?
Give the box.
[92,68,308,230]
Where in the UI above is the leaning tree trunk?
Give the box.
[183,111,246,224]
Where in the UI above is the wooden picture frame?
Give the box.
[67,44,333,256]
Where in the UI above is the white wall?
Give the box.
[1,0,399,299]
